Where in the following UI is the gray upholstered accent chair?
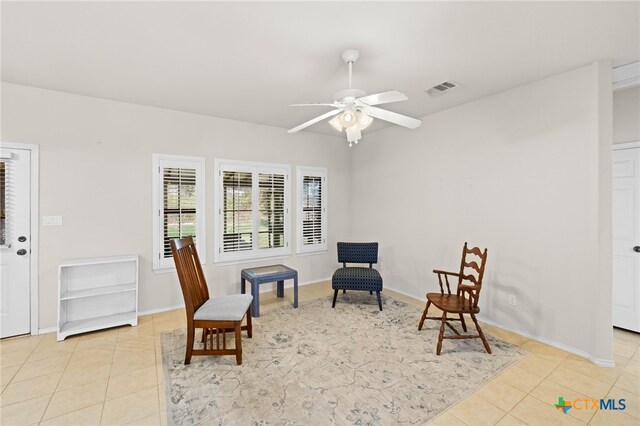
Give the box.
[332,242,383,310]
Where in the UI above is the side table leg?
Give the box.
[294,273,298,308]
[251,281,260,317]
[277,280,284,298]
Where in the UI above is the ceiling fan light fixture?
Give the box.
[356,112,373,130]
[328,115,343,132]
[338,109,357,128]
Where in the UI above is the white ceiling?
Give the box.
[2,1,638,137]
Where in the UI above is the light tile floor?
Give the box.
[0,281,638,425]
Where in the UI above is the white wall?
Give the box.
[1,82,352,331]
[613,86,640,144]
[349,63,613,363]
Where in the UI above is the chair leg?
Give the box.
[459,313,467,332]
[370,290,373,295]
[246,307,253,338]
[234,322,242,365]
[436,311,447,355]
[343,289,346,294]
[332,289,338,308]
[418,301,431,330]
[471,313,492,354]
[376,291,382,311]
[185,325,195,365]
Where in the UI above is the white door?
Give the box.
[0,148,31,338]
[613,145,640,332]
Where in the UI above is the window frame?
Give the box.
[296,166,328,254]
[152,154,206,272]
[214,159,291,264]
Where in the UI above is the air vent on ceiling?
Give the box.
[424,81,460,98]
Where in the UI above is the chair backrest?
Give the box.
[170,237,210,317]
[457,242,488,308]
[337,242,378,267]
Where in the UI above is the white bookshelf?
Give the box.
[58,255,138,341]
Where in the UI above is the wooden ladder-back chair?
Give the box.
[418,243,491,355]
[171,237,253,365]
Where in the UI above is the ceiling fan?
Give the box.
[288,49,422,147]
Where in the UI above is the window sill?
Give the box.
[213,253,292,267]
[153,261,207,274]
[295,249,328,257]
[153,266,176,275]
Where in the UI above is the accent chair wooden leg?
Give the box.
[376,291,382,311]
[185,324,195,365]
[370,290,373,295]
[436,311,447,355]
[418,301,431,330]
[471,313,492,354]
[234,322,242,365]
[343,289,346,294]
[246,307,253,338]
[459,314,467,332]
[332,289,338,308]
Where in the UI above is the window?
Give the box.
[214,159,290,263]
[297,166,327,253]
[152,154,205,271]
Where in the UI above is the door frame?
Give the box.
[614,141,640,151]
[0,142,39,335]
[612,140,640,332]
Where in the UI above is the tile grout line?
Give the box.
[35,337,75,425]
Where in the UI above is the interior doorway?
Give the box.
[0,142,39,338]
[612,142,640,333]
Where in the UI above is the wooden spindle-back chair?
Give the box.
[418,243,491,355]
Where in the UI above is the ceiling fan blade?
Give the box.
[362,106,422,129]
[289,103,341,108]
[357,90,408,106]
[287,109,342,133]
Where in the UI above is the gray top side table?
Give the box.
[241,264,298,317]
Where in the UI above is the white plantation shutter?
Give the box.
[222,171,253,253]
[162,167,197,257]
[259,173,286,249]
[297,166,327,253]
[152,155,205,270]
[215,160,290,262]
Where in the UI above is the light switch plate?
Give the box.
[43,216,63,226]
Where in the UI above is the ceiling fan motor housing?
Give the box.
[333,88,367,102]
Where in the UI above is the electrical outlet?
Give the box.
[508,295,517,306]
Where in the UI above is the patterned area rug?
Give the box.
[161,293,525,425]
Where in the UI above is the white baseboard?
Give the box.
[477,316,615,368]
[139,304,185,317]
[383,285,426,302]
[383,284,615,368]
[37,326,57,335]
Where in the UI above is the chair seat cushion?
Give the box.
[194,294,253,321]
[332,267,383,291]
[426,293,480,314]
